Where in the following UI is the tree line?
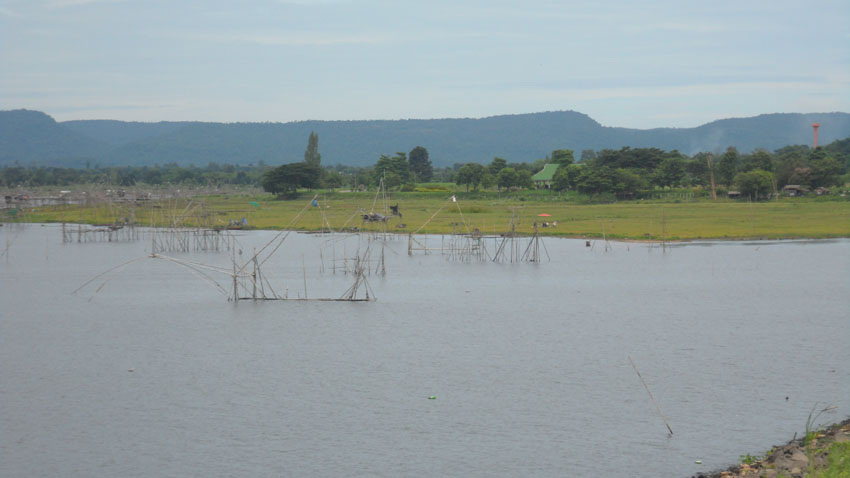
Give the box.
[0,162,267,189]
[4,131,848,201]
[547,141,848,198]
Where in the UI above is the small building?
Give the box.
[532,164,560,189]
[814,187,830,196]
[783,185,809,197]
[727,190,741,199]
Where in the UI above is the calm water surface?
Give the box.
[1,224,848,477]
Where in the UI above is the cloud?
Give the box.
[0,6,23,17]
[552,80,834,102]
[45,0,122,8]
[187,31,388,46]
[635,20,731,33]
[274,0,351,5]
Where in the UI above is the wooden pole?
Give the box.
[706,154,717,201]
[252,248,257,300]
[302,254,308,300]
[629,356,673,436]
[232,236,238,301]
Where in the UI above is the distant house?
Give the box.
[782,185,809,197]
[532,164,560,189]
[727,190,741,199]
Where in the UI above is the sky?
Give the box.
[1,0,848,128]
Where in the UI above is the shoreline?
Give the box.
[7,193,850,241]
[5,221,850,244]
[692,418,850,478]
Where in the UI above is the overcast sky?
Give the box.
[1,0,848,128]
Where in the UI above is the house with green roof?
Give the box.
[531,163,559,189]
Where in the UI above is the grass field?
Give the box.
[10,190,850,241]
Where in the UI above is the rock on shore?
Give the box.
[692,419,850,478]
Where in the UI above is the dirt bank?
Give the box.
[692,419,850,478]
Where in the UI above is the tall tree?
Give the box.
[613,168,646,196]
[809,156,843,187]
[551,149,575,166]
[653,156,686,188]
[489,157,507,175]
[455,163,486,192]
[574,166,615,195]
[687,153,712,187]
[515,170,534,189]
[374,152,411,188]
[304,131,321,167]
[408,146,433,182]
[552,164,582,191]
[734,170,774,199]
[263,162,321,195]
[741,150,774,172]
[717,147,740,186]
[496,167,517,191]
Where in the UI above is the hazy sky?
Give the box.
[1,0,848,128]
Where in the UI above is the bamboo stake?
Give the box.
[629,355,673,436]
[302,254,307,300]
[707,153,717,201]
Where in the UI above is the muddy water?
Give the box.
[2,224,848,477]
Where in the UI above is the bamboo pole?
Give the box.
[629,356,673,436]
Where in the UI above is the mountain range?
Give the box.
[1,109,848,168]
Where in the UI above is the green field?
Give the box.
[10,191,850,241]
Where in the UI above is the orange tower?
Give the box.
[812,123,820,148]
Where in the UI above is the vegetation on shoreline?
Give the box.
[4,133,849,241]
[3,136,848,197]
[8,190,849,241]
[696,418,850,478]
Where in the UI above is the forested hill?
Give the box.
[2,109,849,167]
[0,110,108,166]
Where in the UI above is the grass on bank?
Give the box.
[809,441,850,477]
[8,190,850,241]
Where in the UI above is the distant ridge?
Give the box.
[0,110,108,166]
[2,109,848,167]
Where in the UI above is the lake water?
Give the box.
[2,224,848,477]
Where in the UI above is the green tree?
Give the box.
[262,162,321,195]
[322,170,344,190]
[717,147,740,186]
[552,164,582,191]
[596,147,664,171]
[653,156,686,188]
[613,168,647,195]
[807,148,827,163]
[734,170,774,199]
[374,152,411,188]
[551,149,575,166]
[580,149,596,163]
[354,167,374,189]
[304,131,321,167]
[480,171,495,190]
[686,153,712,187]
[515,170,534,189]
[489,157,507,175]
[740,150,774,172]
[496,167,517,191]
[408,146,433,182]
[809,157,843,188]
[455,163,486,191]
[774,145,809,187]
[575,166,615,195]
